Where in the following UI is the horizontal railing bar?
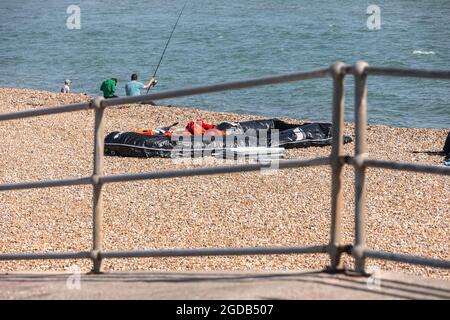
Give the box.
[364,67,450,80]
[0,158,330,192]
[362,159,450,175]
[99,157,331,184]
[100,245,328,259]
[0,102,91,122]
[0,176,92,192]
[364,249,450,269]
[0,251,91,261]
[102,68,332,107]
[4,156,447,193]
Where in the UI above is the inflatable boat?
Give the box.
[104,119,352,159]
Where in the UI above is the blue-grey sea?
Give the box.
[0,0,449,128]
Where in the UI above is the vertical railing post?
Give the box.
[328,62,346,271]
[353,61,369,274]
[91,96,105,273]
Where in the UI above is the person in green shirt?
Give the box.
[100,78,118,99]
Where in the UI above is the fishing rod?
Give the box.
[147,0,189,93]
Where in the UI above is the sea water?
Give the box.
[0,0,449,128]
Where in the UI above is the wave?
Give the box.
[413,50,435,55]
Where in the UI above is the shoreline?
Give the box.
[1,87,448,130]
[0,88,448,279]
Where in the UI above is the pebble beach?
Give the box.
[0,88,448,279]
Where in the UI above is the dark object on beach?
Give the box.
[215,119,353,148]
[443,131,450,165]
[443,131,450,156]
[104,119,352,159]
[104,132,176,158]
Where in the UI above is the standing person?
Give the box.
[125,74,157,96]
[100,78,119,99]
[61,79,71,93]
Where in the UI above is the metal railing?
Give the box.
[0,61,449,275]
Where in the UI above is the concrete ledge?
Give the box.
[0,270,449,300]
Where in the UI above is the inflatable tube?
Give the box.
[104,119,353,158]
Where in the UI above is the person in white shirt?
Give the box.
[61,79,71,93]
